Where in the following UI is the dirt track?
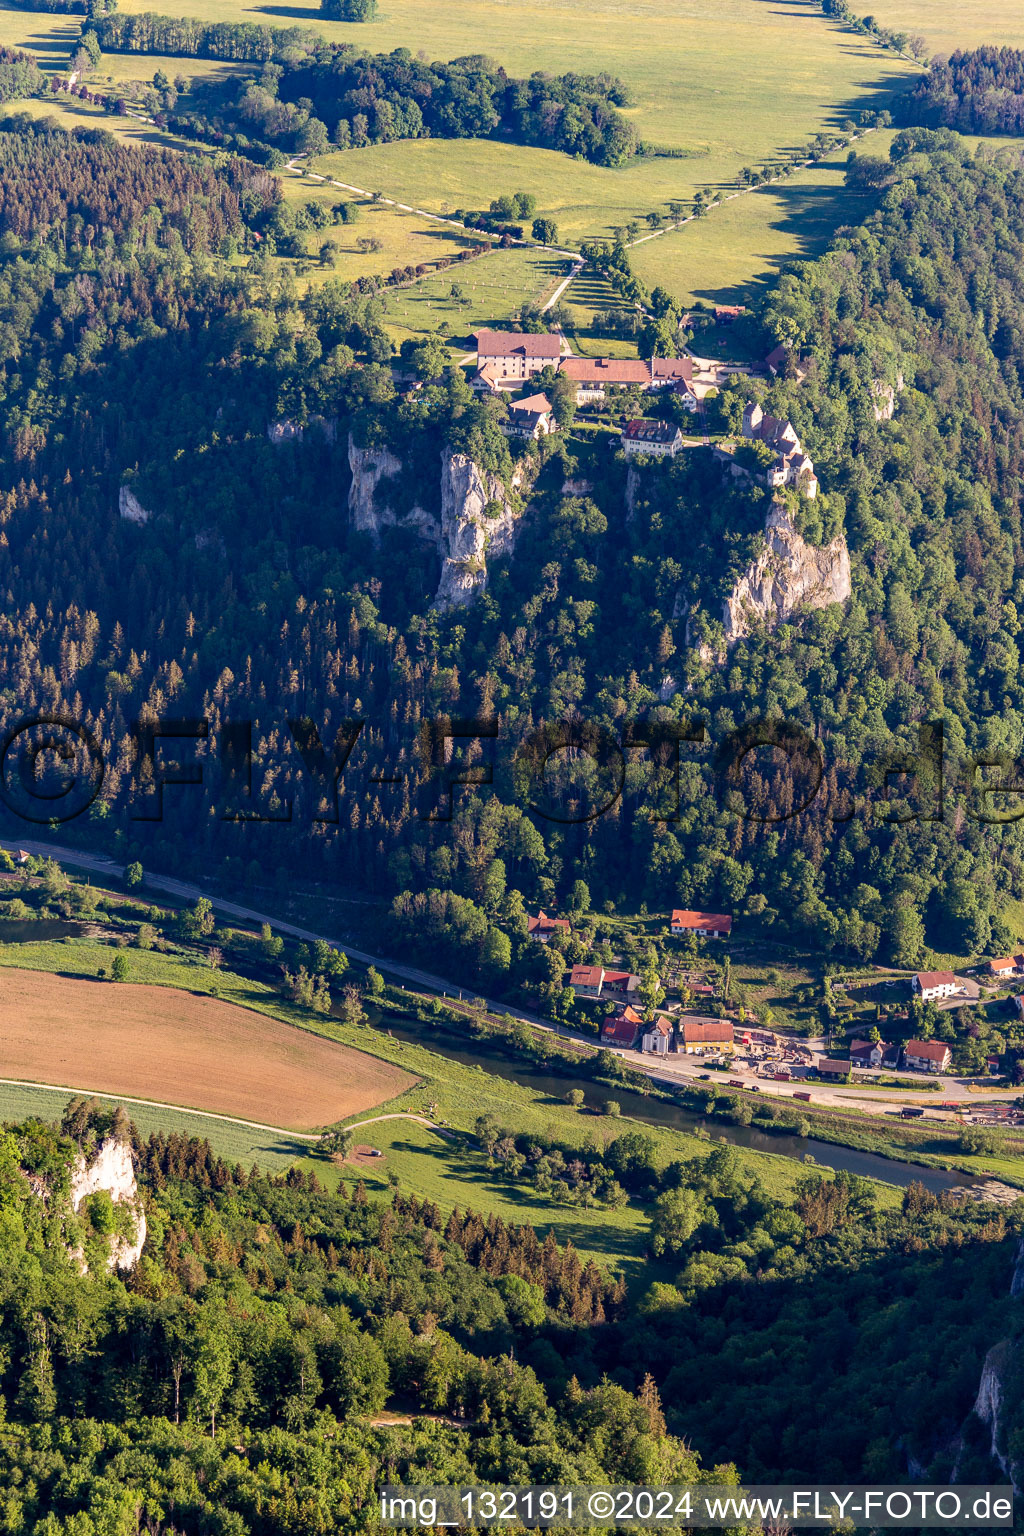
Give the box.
[0,968,414,1130]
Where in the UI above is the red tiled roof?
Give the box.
[988,956,1024,974]
[914,971,956,989]
[646,1016,672,1037]
[569,964,604,988]
[559,357,650,384]
[509,392,552,415]
[681,1017,734,1044]
[905,1039,951,1062]
[527,909,570,935]
[475,329,561,359]
[671,909,733,933]
[602,969,640,989]
[650,357,694,383]
[601,1013,640,1046]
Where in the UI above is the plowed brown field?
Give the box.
[0,968,414,1129]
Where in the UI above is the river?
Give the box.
[370,1014,980,1195]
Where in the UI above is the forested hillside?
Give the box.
[0,1099,1018,1532]
[2,123,1024,978]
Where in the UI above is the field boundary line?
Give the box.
[0,1076,321,1139]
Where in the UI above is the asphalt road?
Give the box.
[1,834,1014,1118]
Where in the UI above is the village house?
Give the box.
[503,392,554,439]
[741,401,818,498]
[568,964,605,998]
[526,910,570,944]
[648,357,698,410]
[601,1005,643,1048]
[671,909,733,939]
[816,1057,852,1080]
[473,330,562,389]
[765,344,809,383]
[714,304,744,325]
[641,1016,673,1055]
[988,955,1024,979]
[621,419,683,459]
[911,971,958,1002]
[904,1039,952,1073]
[680,1017,734,1054]
[849,1038,893,1069]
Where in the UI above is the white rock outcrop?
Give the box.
[118,486,151,525]
[433,451,529,611]
[347,434,437,543]
[71,1136,147,1273]
[721,500,851,645]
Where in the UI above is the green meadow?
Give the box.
[2,0,921,307]
[0,933,905,1273]
[630,132,900,307]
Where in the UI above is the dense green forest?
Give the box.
[904,46,1024,135]
[4,123,1024,986]
[0,44,44,104]
[0,1100,1017,1533]
[85,19,641,164]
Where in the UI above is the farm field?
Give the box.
[868,0,1024,52]
[629,133,898,307]
[0,964,414,1128]
[3,0,919,304]
[0,1079,313,1169]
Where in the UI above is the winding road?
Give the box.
[1,835,1014,1121]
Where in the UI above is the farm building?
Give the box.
[474,329,561,386]
[671,910,733,939]
[558,356,651,403]
[816,1057,852,1080]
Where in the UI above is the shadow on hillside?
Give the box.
[687,173,881,306]
[250,3,322,19]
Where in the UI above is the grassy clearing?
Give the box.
[378,245,567,346]
[279,174,478,289]
[298,1118,653,1277]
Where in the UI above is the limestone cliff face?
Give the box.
[721,500,850,645]
[118,485,151,525]
[433,451,530,611]
[70,1137,147,1273]
[347,434,437,543]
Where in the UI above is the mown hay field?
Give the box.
[0,965,414,1129]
